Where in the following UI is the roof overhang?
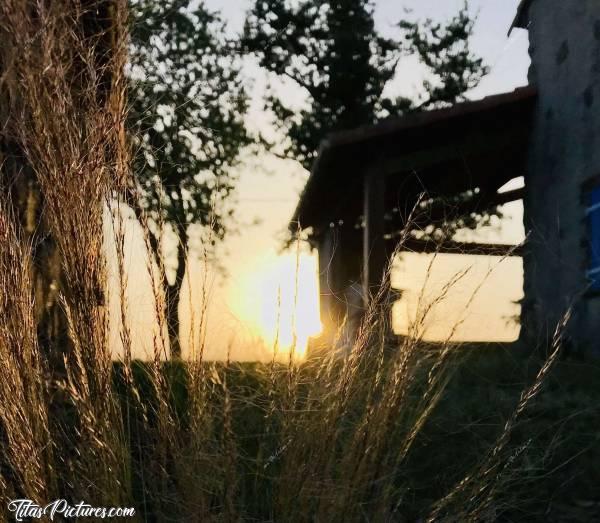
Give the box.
[290,86,538,234]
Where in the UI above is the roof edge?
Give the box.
[325,86,536,150]
[289,85,538,233]
[509,0,533,35]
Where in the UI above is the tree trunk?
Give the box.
[0,140,68,366]
[0,0,117,368]
[167,216,188,359]
[166,283,182,359]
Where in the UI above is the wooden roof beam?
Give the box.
[388,237,524,257]
[385,186,525,232]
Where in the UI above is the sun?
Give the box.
[231,249,322,359]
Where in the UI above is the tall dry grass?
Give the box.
[0,1,570,521]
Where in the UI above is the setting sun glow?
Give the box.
[231,250,322,359]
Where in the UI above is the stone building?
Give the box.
[514,0,600,350]
[291,1,600,352]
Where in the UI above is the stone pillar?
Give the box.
[520,0,600,351]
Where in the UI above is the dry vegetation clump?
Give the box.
[0,1,573,522]
[0,0,131,509]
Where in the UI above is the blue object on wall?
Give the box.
[587,186,600,291]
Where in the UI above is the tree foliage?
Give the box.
[243,0,399,171]
[128,0,250,356]
[129,0,249,242]
[243,0,488,172]
[399,7,488,110]
[244,1,492,244]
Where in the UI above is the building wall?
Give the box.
[523,0,600,351]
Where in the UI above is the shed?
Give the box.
[294,0,600,353]
[291,87,537,340]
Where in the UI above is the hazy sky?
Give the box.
[112,1,532,360]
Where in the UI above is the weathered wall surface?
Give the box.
[523,0,600,351]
